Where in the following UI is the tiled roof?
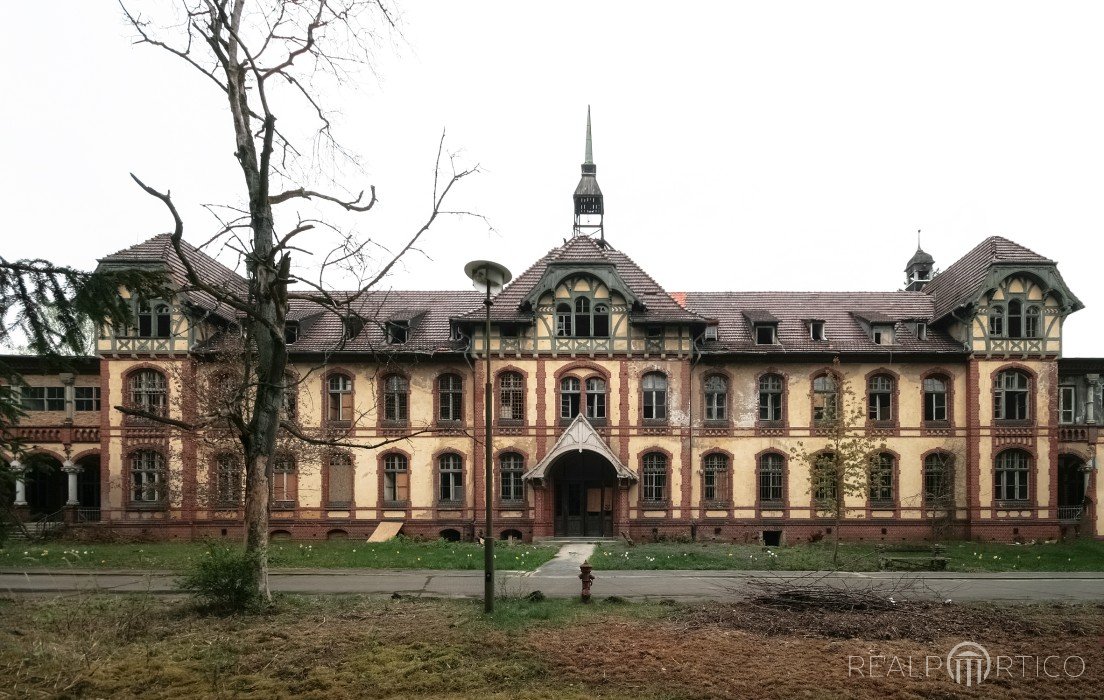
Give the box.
[284,291,482,354]
[456,236,707,324]
[98,234,249,317]
[923,236,1053,320]
[680,291,965,354]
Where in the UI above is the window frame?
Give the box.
[641,372,668,422]
[922,373,951,425]
[438,452,464,505]
[74,386,101,412]
[757,452,785,506]
[923,451,953,510]
[497,370,526,424]
[499,452,525,504]
[382,373,410,424]
[437,373,464,424]
[993,369,1031,423]
[128,369,168,421]
[325,372,354,425]
[868,453,895,508]
[703,374,728,423]
[866,373,895,425]
[129,449,166,506]
[381,452,410,505]
[994,449,1031,503]
[214,453,244,508]
[559,376,581,421]
[811,372,839,424]
[270,452,298,509]
[757,372,785,426]
[1059,385,1077,424]
[324,452,355,509]
[584,376,607,422]
[701,452,729,505]
[641,451,669,506]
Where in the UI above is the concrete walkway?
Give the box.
[1,567,1102,602]
[533,542,596,575]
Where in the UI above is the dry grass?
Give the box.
[0,595,1100,699]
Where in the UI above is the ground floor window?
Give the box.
[130,450,164,504]
[759,453,784,504]
[702,453,728,503]
[500,452,524,503]
[995,450,1030,502]
[439,454,463,503]
[642,452,667,504]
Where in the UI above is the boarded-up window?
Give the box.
[383,453,409,503]
[327,374,353,422]
[326,453,354,507]
[271,453,297,507]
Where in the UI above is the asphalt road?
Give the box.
[1,568,1102,602]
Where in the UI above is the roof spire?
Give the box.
[917,229,921,249]
[584,105,593,165]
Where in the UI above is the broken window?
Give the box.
[1059,385,1076,424]
[868,453,894,505]
[1025,306,1040,338]
[810,321,826,341]
[758,374,784,422]
[989,306,1004,336]
[593,303,610,337]
[1007,299,1023,338]
[560,376,581,419]
[498,371,524,422]
[383,453,409,503]
[703,453,728,503]
[867,375,893,422]
[704,374,727,421]
[993,370,1030,421]
[642,372,667,421]
[326,374,353,422]
[755,324,776,345]
[556,303,572,336]
[812,374,838,422]
[386,321,409,344]
[383,374,409,422]
[923,376,948,422]
[585,377,606,420]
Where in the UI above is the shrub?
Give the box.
[176,543,261,613]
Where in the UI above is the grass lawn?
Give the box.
[0,594,1099,698]
[0,537,558,571]
[592,538,1104,572]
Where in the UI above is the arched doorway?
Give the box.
[549,452,617,537]
[1057,454,1086,521]
[76,454,101,521]
[24,455,65,517]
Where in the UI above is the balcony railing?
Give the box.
[1057,506,1084,523]
[1057,426,1091,442]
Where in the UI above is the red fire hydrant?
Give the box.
[579,559,595,603]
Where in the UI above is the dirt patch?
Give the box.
[527,605,1104,699]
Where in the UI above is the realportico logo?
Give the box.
[847,640,1086,685]
[946,641,990,686]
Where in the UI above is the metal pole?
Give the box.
[483,282,495,613]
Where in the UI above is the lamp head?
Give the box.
[464,260,512,295]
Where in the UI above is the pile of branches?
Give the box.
[748,586,898,612]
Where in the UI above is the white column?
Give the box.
[10,460,27,506]
[62,459,82,506]
[1086,375,1099,425]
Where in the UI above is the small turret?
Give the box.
[573,106,604,243]
[905,231,935,291]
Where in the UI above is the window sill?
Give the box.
[994,420,1034,428]
[922,420,952,429]
[270,501,297,510]
[437,501,464,509]
[869,502,896,511]
[641,502,669,510]
[759,501,785,510]
[435,420,464,430]
[641,419,669,426]
[325,502,353,510]
[995,500,1031,509]
[382,501,409,509]
[380,420,410,429]
[126,503,167,512]
[325,420,353,430]
[702,501,730,511]
[498,500,525,508]
[497,419,525,427]
[703,420,731,429]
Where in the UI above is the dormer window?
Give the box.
[704,325,718,341]
[872,325,893,345]
[646,325,663,338]
[500,323,519,338]
[809,321,826,341]
[386,321,409,344]
[755,324,777,345]
[342,315,364,341]
[284,322,299,345]
[555,295,609,338]
[915,322,927,340]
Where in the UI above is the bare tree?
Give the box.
[117,0,481,600]
[790,359,888,566]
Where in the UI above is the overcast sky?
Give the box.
[2,2,1101,356]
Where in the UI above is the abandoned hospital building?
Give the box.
[4,128,1102,545]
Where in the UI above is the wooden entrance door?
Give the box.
[553,459,615,536]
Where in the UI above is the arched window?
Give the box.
[868,453,894,505]
[923,452,952,508]
[574,297,592,337]
[215,453,243,506]
[867,375,894,422]
[704,375,727,421]
[642,452,667,503]
[383,375,408,422]
[560,377,581,419]
[988,305,1004,336]
[585,377,606,420]
[995,449,1030,502]
[642,372,667,421]
[326,374,353,422]
[759,453,784,504]
[1025,306,1041,338]
[812,374,838,422]
[325,453,354,508]
[759,373,784,422]
[382,453,409,503]
[702,453,728,503]
[439,453,463,503]
[438,373,463,422]
[130,450,164,503]
[994,370,1030,421]
[1007,299,1023,338]
[500,452,524,503]
[498,371,524,422]
[556,303,572,336]
[271,452,297,508]
[593,303,610,337]
[129,369,167,417]
[923,376,948,423]
[812,452,837,505]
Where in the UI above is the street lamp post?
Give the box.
[464,259,512,614]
